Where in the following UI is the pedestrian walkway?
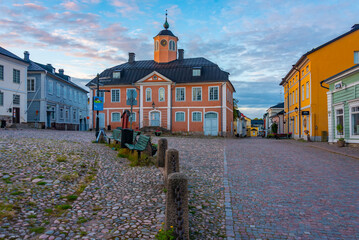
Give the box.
[225,137,359,239]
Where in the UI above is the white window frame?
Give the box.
[301,85,304,101]
[0,65,3,81]
[64,86,67,99]
[57,83,60,97]
[295,88,298,103]
[27,78,36,92]
[113,71,121,79]
[169,40,176,51]
[192,87,202,101]
[175,111,185,122]
[175,87,185,102]
[159,87,165,102]
[146,88,152,102]
[334,105,344,138]
[192,111,202,122]
[111,112,121,122]
[60,108,64,119]
[209,86,219,101]
[111,89,120,102]
[349,101,359,138]
[354,51,359,64]
[192,68,201,77]
[306,82,309,99]
[155,41,159,51]
[13,94,20,105]
[130,112,136,122]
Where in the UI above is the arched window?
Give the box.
[155,41,159,51]
[146,88,152,102]
[169,40,175,51]
[159,87,165,102]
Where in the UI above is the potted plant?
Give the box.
[151,143,158,156]
[154,128,162,136]
[336,124,343,136]
[304,130,311,142]
[337,137,345,147]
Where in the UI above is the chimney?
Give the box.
[46,64,55,73]
[128,52,135,63]
[178,49,184,60]
[59,69,64,75]
[24,51,30,61]
[352,24,359,30]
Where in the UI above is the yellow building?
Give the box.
[280,24,359,141]
[244,115,251,136]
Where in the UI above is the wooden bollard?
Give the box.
[164,149,179,185]
[165,172,189,240]
[157,138,168,168]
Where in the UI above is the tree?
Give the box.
[271,122,278,134]
[233,99,239,120]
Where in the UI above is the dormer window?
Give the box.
[169,40,176,51]
[192,67,201,77]
[113,70,122,79]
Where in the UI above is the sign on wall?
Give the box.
[302,111,310,115]
[94,96,104,111]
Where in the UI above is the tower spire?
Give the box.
[163,10,169,30]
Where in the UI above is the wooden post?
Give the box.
[157,138,168,167]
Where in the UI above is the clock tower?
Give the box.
[154,12,178,63]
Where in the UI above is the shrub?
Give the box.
[118,148,130,158]
[155,225,175,240]
[56,156,67,162]
[30,227,45,234]
[271,122,278,134]
[66,195,78,201]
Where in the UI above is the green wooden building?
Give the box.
[324,64,359,144]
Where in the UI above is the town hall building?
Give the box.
[87,16,235,136]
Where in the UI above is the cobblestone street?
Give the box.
[225,137,359,240]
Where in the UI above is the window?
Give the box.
[209,86,219,101]
[192,68,201,76]
[69,88,72,100]
[111,89,120,102]
[175,87,185,101]
[13,94,20,105]
[60,108,64,119]
[74,91,77,102]
[159,87,165,102]
[65,109,69,121]
[306,82,309,99]
[0,92,3,106]
[146,88,152,102]
[130,112,136,122]
[301,85,304,101]
[351,106,359,135]
[13,69,20,83]
[113,71,121,79]
[295,116,297,133]
[302,70,304,76]
[27,78,35,92]
[175,112,185,122]
[0,65,3,80]
[335,108,344,136]
[169,40,176,51]
[292,92,295,105]
[155,41,159,51]
[296,75,298,81]
[64,87,67,99]
[73,110,76,121]
[295,88,298,103]
[192,112,202,122]
[192,87,202,101]
[57,83,60,97]
[51,109,55,120]
[306,66,309,72]
[354,51,359,64]
[96,90,104,98]
[112,112,121,122]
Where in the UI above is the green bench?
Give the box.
[125,135,150,158]
[108,129,122,144]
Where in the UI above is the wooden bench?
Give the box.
[108,129,122,144]
[125,135,150,158]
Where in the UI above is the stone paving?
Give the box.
[0,129,226,239]
[225,137,359,240]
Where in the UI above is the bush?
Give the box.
[271,123,278,134]
[118,148,130,158]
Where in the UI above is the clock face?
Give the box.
[160,39,167,47]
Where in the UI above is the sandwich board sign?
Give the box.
[94,96,104,111]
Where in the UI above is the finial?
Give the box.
[163,10,169,30]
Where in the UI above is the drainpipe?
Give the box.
[170,83,176,133]
[319,80,329,90]
[293,65,301,139]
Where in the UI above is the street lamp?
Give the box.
[295,107,298,113]
[152,101,155,109]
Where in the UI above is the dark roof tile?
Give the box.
[0,46,28,63]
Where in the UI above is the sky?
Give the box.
[1,0,359,118]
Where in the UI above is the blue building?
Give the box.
[25,51,88,130]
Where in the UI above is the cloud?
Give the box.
[61,1,81,11]
[110,0,143,17]
[13,3,47,11]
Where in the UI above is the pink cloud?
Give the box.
[13,3,47,11]
[111,0,143,16]
[61,1,81,11]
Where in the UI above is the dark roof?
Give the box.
[155,29,176,37]
[270,110,285,118]
[28,61,88,93]
[0,46,28,64]
[322,64,359,84]
[280,24,359,85]
[269,102,284,109]
[86,57,233,89]
[251,120,264,125]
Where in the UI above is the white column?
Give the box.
[167,84,171,130]
[89,88,93,129]
[187,108,190,132]
[140,85,143,128]
[222,84,227,134]
[327,91,333,142]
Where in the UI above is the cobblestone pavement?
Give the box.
[224,137,359,240]
[0,130,226,240]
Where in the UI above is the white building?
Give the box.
[264,102,284,136]
[0,47,29,127]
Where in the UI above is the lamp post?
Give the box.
[95,73,100,138]
[152,101,155,109]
